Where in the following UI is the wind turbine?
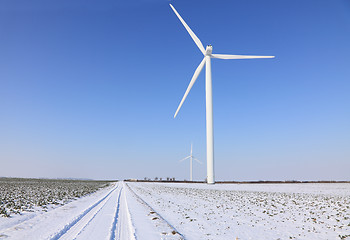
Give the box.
[170,4,275,184]
[179,143,201,181]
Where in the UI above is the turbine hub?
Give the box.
[205,45,213,55]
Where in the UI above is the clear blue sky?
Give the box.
[1,0,349,181]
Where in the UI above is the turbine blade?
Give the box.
[174,57,206,118]
[193,158,202,164]
[211,54,275,60]
[170,4,206,55]
[179,156,191,162]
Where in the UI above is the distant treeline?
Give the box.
[124,179,350,184]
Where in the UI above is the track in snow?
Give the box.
[51,182,136,240]
[0,182,184,240]
[113,184,136,240]
[126,183,185,240]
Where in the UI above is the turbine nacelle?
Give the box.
[205,45,213,55]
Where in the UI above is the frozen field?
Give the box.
[0,180,349,239]
[128,182,350,240]
[0,181,182,240]
[0,178,111,218]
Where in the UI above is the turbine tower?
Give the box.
[170,4,275,184]
[179,143,201,181]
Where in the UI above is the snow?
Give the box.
[0,182,117,239]
[126,184,184,239]
[128,182,350,240]
[0,181,183,240]
[1,181,349,239]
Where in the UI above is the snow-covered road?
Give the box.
[0,182,184,240]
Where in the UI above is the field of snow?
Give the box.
[128,182,350,240]
[0,181,182,240]
[1,180,349,239]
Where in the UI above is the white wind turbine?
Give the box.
[170,4,275,184]
[179,143,201,181]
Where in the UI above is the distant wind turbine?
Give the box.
[170,4,275,184]
[180,143,201,181]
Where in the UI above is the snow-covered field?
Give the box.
[0,180,349,239]
[0,181,182,240]
[0,178,110,218]
[128,182,350,240]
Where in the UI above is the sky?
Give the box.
[1,0,350,181]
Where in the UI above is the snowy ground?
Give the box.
[0,181,349,239]
[0,178,110,218]
[0,181,182,240]
[128,182,350,240]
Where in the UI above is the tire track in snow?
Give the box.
[120,187,136,240]
[54,181,136,240]
[49,183,121,240]
[111,182,136,240]
[126,183,185,240]
[109,184,122,240]
[2,181,182,240]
